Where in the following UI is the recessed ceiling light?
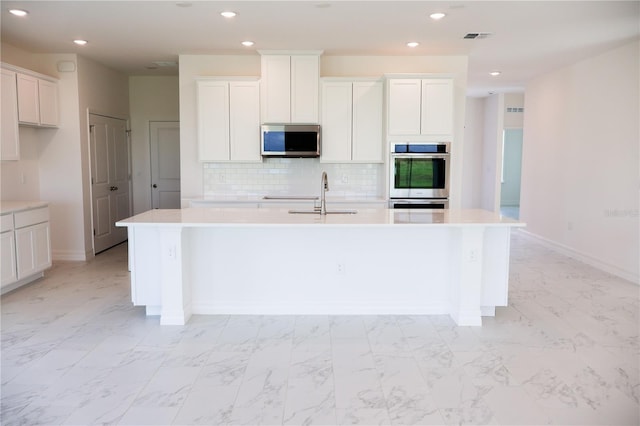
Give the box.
[430,12,446,20]
[175,2,192,7]
[407,42,420,48]
[73,39,88,46]
[9,9,28,17]
[241,41,254,47]
[490,71,501,76]
[221,11,236,18]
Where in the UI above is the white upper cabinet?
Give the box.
[421,79,454,135]
[260,53,320,124]
[1,69,19,161]
[16,73,58,127]
[229,81,261,161]
[352,81,384,162]
[290,55,319,123]
[321,79,383,163]
[197,79,261,162]
[387,77,453,137]
[1,65,59,161]
[320,81,352,162]
[37,79,59,126]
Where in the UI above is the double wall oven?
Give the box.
[389,142,450,209]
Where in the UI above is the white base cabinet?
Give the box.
[1,204,51,294]
[1,224,17,286]
[16,221,51,279]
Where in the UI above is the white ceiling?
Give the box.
[2,1,639,96]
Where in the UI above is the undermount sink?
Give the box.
[289,209,357,215]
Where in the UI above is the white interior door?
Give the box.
[90,113,131,253]
[150,121,181,209]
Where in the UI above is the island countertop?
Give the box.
[117,207,525,228]
[118,207,524,326]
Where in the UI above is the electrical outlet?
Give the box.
[468,249,478,262]
[337,262,346,274]
[341,174,349,184]
[218,173,225,183]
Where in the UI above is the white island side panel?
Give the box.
[188,226,451,315]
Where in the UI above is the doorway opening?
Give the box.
[500,128,523,219]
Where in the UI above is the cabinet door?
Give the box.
[321,81,352,162]
[16,73,39,125]
[290,55,319,123]
[387,79,422,135]
[197,80,230,161]
[421,79,453,135]
[38,79,59,126]
[15,222,51,279]
[261,55,291,123]
[1,231,17,287]
[1,69,19,161]
[352,81,383,162]
[229,81,261,162]
[32,222,52,271]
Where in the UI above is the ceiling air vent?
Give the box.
[463,32,492,39]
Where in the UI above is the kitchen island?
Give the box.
[116,208,524,326]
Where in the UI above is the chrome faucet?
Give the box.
[320,171,329,215]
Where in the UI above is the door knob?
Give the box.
[110,186,118,191]
[152,184,158,188]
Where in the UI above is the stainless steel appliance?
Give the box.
[261,124,321,157]
[389,198,448,209]
[389,142,450,208]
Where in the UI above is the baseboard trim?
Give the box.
[517,230,639,285]
[52,249,90,262]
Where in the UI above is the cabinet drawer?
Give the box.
[14,207,49,228]
[0,214,14,233]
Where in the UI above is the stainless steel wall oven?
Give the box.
[389,142,450,208]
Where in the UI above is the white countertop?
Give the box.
[1,201,49,215]
[188,195,388,204]
[117,207,525,228]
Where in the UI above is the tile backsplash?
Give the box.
[203,158,384,198]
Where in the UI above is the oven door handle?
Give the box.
[390,153,449,159]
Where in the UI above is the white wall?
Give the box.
[521,40,639,283]
[0,127,41,200]
[481,94,504,212]
[37,54,84,261]
[461,97,485,208]
[503,93,525,128]
[129,76,179,214]
[76,56,130,258]
[1,42,130,260]
[179,54,468,205]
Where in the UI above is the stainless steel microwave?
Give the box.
[261,124,321,157]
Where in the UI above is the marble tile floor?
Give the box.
[1,231,638,426]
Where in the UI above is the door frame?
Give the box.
[87,110,132,255]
